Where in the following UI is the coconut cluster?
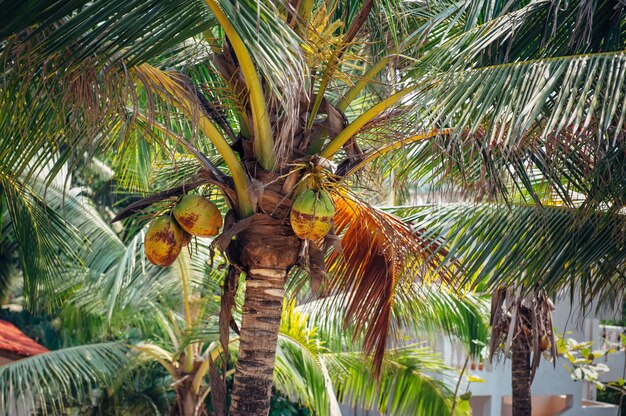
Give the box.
[145,195,223,267]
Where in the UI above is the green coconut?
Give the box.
[290,189,335,241]
[173,194,223,237]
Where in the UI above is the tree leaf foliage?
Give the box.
[397,203,626,298]
[0,343,133,416]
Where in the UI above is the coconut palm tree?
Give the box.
[396,201,626,416]
[0,208,490,415]
[0,165,490,415]
[1,0,625,415]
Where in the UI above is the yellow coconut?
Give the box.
[173,194,223,237]
[290,189,335,241]
[145,216,184,267]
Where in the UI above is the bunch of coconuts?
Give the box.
[145,194,223,267]
[144,180,336,267]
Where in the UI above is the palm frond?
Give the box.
[0,4,219,205]
[302,285,489,359]
[389,0,626,203]
[582,142,626,210]
[400,203,626,299]
[11,180,128,310]
[276,300,464,416]
[420,52,626,146]
[1,178,83,307]
[325,345,456,415]
[0,195,18,300]
[396,52,625,205]
[0,0,212,66]
[274,302,339,416]
[337,128,452,178]
[214,0,308,165]
[0,42,131,190]
[397,286,490,358]
[74,234,217,323]
[0,343,133,416]
[411,0,624,72]
[324,191,453,371]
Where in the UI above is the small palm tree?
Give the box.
[1,1,625,415]
[401,202,626,416]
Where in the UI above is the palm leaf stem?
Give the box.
[132,345,178,379]
[137,64,253,216]
[320,86,416,158]
[341,128,453,178]
[306,48,341,130]
[294,0,315,36]
[133,112,226,182]
[179,259,194,373]
[203,0,275,170]
[336,56,391,112]
[111,177,213,223]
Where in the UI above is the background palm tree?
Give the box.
[398,201,626,416]
[1,0,625,415]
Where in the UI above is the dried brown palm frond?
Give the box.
[324,189,454,371]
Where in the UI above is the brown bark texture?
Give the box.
[228,213,300,416]
[511,317,532,416]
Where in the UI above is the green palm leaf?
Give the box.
[275,301,462,416]
[0,343,133,416]
[325,346,456,415]
[338,0,625,203]
[399,203,626,298]
[302,285,489,358]
[275,302,337,416]
[0,0,212,65]
[420,52,626,146]
[1,179,83,307]
[216,0,307,112]
[396,286,490,357]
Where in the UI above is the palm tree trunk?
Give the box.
[228,214,300,416]
[182,389,197,416]
[511,331,532,416]
[230,268,287,415]
[174,377,203,416]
